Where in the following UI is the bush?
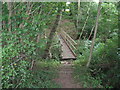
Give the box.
[90,35,119,88]
[26,60,60,88]
[74,35,119,88]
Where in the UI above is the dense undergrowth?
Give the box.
[2,57,60,88]
[2,2,62,88]
[2,34,61,88]
[2,28,61,88]
[73,65,103,88]
[24,60,60,88]
[74,35,119,88]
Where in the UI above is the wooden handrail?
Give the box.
[62,30,77,45]
[61,34,76,49]
[60,34,76,57]
[59,30,77,56]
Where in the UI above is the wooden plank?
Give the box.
[60,34,76,57]
[58,35,76,60]
[60,31,77,53]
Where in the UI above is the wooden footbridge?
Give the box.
[57,31,77,60]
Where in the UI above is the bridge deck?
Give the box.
[59,35,76,60]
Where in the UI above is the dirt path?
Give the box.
[54,61,82,88]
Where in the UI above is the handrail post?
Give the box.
[59,30,78,57]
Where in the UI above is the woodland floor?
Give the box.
[54,60,82,88]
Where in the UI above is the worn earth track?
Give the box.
[54,61,82,88]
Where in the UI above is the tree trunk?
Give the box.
[43,8,62,59]
[0,2,2,89]
[79,5,91,40]
[118,2,120,49]
[7,2,13,32]
[36,34,40,43]
[76,0,81,37]
[86,2,102,68]
[88,25,95,40]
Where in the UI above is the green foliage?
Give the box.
[74,2,118,88]
[20,60,60,88]
[75,35,119,88]
[2,2,62,88]
[76,40,91,61]
[90,35,119,88]
[36,59,60,69]
[50,36,61,60]
[73,63,103,88]
[2,60,31,88]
